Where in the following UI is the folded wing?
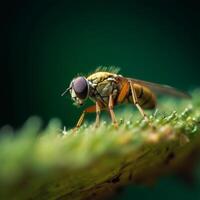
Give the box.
[127,78,191,99]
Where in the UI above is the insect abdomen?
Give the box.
[128,84,156,109]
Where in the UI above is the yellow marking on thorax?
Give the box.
[87,72,114,81]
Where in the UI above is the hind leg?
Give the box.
[129,81,150,123]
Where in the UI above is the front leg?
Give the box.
[74,101,102,131]
[74,105,96,131]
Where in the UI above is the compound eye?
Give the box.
[72,77,88,99]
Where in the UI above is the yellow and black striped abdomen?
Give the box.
[128,83,156,109]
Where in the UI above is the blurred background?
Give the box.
[1,0,200,199]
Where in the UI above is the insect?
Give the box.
[62,68,190,129]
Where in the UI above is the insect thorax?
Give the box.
[87,72,120,105]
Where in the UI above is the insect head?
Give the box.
[62,76,89,106]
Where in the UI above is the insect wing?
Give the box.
[127,77,191,99]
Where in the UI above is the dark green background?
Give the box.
[1,0,200,199]
[1,0,200,128]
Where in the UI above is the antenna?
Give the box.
[61,87,71,96]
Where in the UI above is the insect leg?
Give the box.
[108,94,118,128]
[129,81,149,123]
[74,105,96,130]
[117,80,130,103]
[95,101,101,127]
